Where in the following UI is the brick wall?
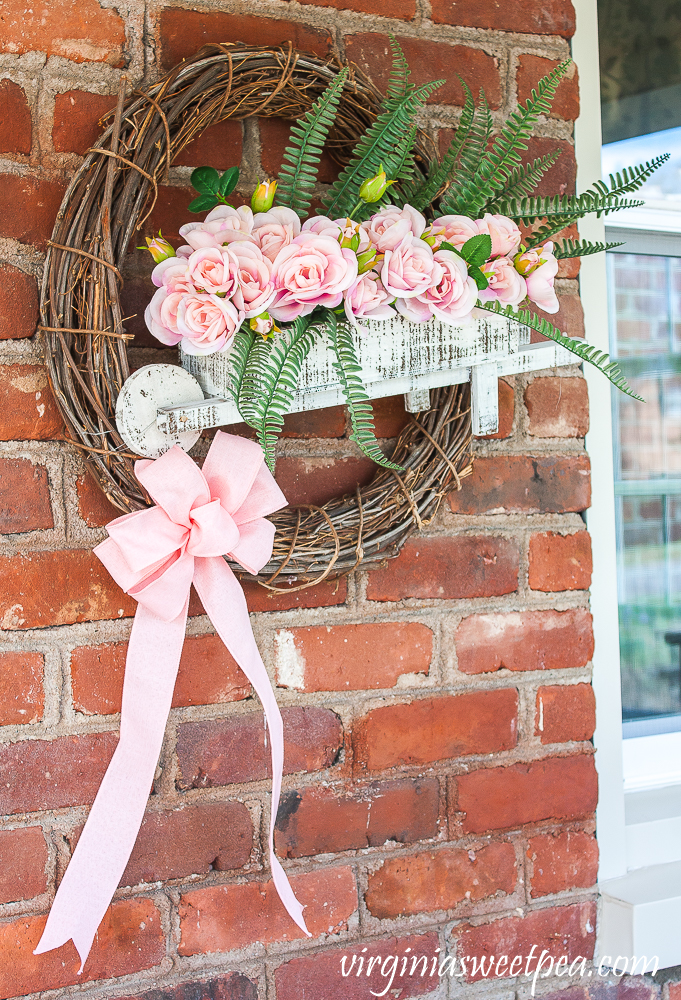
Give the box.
[0,1,663,999]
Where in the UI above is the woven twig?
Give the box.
[40,43,472,584]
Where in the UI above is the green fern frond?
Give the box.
[451,59,571,217]
[226,325,256,415]
[552,238,625,258]
[321,66,443,219]
[485,149,563,207]
[439,89,493,214]
[589,154,670,198]
[385,35,414,107]
[326,312,404,470]
[476,300,643,400]
[238,317,319,472]
[404,80,476,211]
[274,67,349,219]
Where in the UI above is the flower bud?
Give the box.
[250,312,277,338]
[356,248,380,274]
[358,165,394,204]
[251,180,277,213]
[139,232,175,263]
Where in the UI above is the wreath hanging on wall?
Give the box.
[40,41,660,588]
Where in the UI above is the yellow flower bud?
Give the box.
[250,312,278,338]
[251,180,277,213]
[139,232,175,263]
[358,165,394,204]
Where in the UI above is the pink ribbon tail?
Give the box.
[34,601,188,971]
[194,556,310,937]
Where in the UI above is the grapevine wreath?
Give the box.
[40,41,661,590]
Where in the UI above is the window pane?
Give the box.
[610,253,669,356]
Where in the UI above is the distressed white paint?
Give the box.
[404,388,431,413]
[471,361,500,435]
[274,630,306,691]
[115,364,204,458]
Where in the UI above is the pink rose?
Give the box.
[302,215,342,240]
[475,213,522,258]
[269,233,358,322]
[335,218,371,253]
[187,246,239,296]
[414,249,478,323]
[381,234,438,299]
[478,255,527,307]
[343,271,395,327]
[518,242,559,314]
[151,256,194,292]
[252,207,301,262]
[176,294,244,355]
[179,205,254,250]
[230,241,276,318]
[426,215,478,251]
[144,286,183,346]
[361,204,426,252]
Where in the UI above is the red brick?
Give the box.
[275,777,439,858]
[366,841,516,918]
[453,755,598,834]
[52,91,116,155]
[0,175,66,249]
[242,576,347,613]
[174,119,243,171]
[452,902,596,982]
[69,801,252,886]
[372,394,410,438]
[176,707,342,789]
[523,137,576,197]
[527,830,598,897]
[529,292,585,341]
[117,976,259,1000]
[345,34,501,109]
[275,622,432,692]
[0,80,31,154]
[0,897,163,998]
[366,535,519,602]
[179,867,357,954]
[529,531,592,591]
[275,933,440,1000]
[0,263,39,340]
[281,406,346,438]
[0,0,125,64]
[144,183,197,250]
[517,55,579,121]
[72,634,250,716]
[431,0,576,36]
[0,364,64,440]
[525,377,589,437]
[0,459,52,533]
[0,827,48,903]
[455,608,594,674]
[478,378,514,439]
[0,651,44,725]
[274,455,376,507]
[260,117,338,185]
[0,732,117,814]
[448,455,591,515]
[536,684,596,744]
[353,690,518,774]
[0,549,136,630]
[160,9,331,69]
[75,471,121,527]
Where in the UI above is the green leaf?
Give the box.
[460,233,492,266]
[218,166,239,197]
[468,265,489,290]
[274,68,349,219]
[326,311,404,471]
[191,166,220,195]
[476,300,644,401]
[188,193,220,213]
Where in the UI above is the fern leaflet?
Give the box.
[476,300,643,400]
[552,238,625,258]
[326,312,404,470]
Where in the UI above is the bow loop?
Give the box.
[187,499,240,557]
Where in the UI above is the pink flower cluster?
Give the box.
[144,203,559,355]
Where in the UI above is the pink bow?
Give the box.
[35,432,310,969]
